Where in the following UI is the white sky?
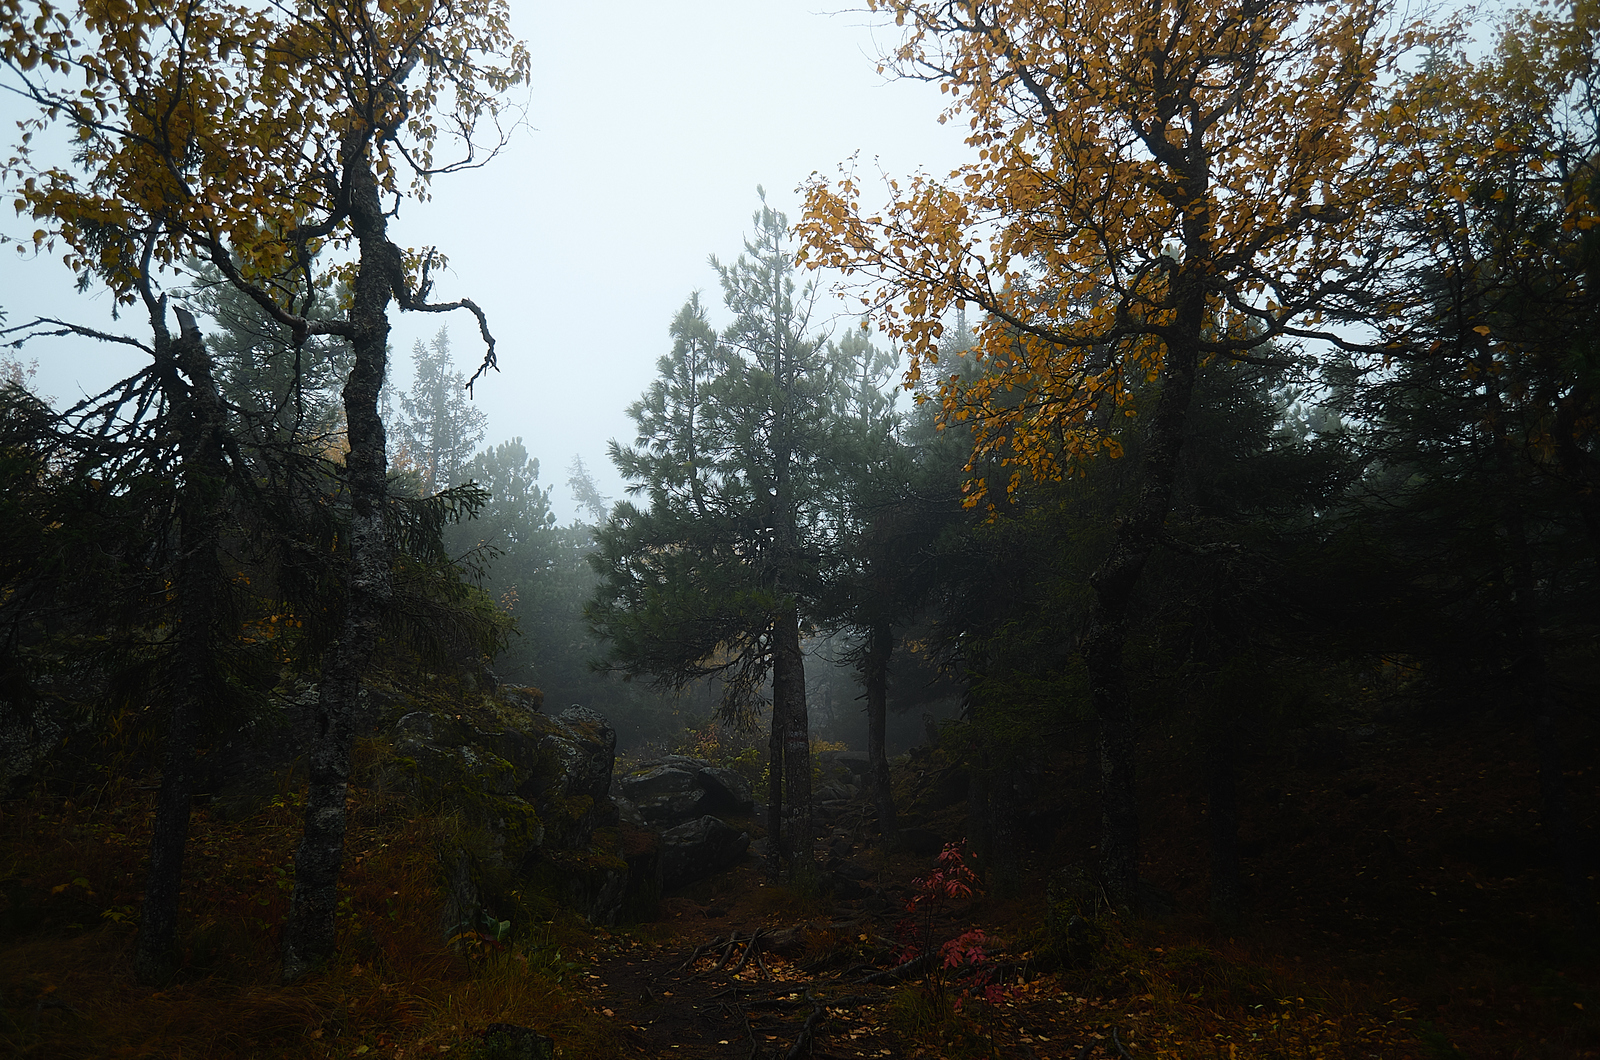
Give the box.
[0,1,972,522]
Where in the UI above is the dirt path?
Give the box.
[571,854,1126,1060]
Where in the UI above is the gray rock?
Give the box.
[639,755,756,815]
[660,815,750,890]
[611,794,650,830]
[549,706,617,803]
[816,781,856,803]
[835,860,873,882]
[0,693,77,792]
[619,765,707,824]
[387,697,632,929]
[500,685,544,715]
[824,871,873,900]
[396,710,436,740]
[694,764,755,814]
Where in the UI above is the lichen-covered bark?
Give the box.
[281,143,396,981]
[134,306,227,984]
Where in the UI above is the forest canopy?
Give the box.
[0,0,1595,1056]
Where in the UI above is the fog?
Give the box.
[0,1,972,521]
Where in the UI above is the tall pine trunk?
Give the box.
[766,712,783,878]
[772,605,812,876]
[282,142,396,981]
[864,617,897,838]
[1083,271,1204,910]
[1205,705,1242,927]
[134,306,226,984]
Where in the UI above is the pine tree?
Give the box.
[397,328,489,495]
[591,194,843,875]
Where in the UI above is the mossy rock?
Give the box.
[380,694,628,931]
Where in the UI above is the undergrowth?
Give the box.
[0,768,618,1059]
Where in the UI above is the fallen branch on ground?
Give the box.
[855,953,931,984]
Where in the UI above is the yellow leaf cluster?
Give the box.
[2,0,529,306]
[796,0,1432,503]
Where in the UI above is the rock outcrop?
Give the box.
[387,697,655,931]
[659,815,751,891]
[617,755,754,825]
[612,755,757,891]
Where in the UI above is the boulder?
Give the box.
[822,871,873,901]
[619,755,754,827]
[0,691,83,793]
[205,682,390,820]
[815,781,857,803]
[610,793,651,831]
[652,755,755,813]
[500,685,543,715]
[0,661,109,792]
[618,765,707,825]
[388,696,630,927]
[543,706,617,806]
[660,815,750,890]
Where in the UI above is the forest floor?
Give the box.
[1,698,1596,1060]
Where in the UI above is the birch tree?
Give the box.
[798,0,1419,906]
[2,0,528,978]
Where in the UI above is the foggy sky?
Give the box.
[0,1,971,522]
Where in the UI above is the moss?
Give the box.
[366,690,635,931]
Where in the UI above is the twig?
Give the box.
[725,990,764,1060]
[745,993,879,1012]
[677,937,715,973]
[856,953,931,984]
[785,992,825,1060]
[711,933,742,973]
[729,929,766,977]
[706,983,813,1002]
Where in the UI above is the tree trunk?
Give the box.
[134,306,226,984]
[1083,271,1204,911]
[864,617,897,838]
[282,143,396,981]
[966,695,1019,894]
[767,707,783,879]
[1206,706,1243,927]
[1485,370,1597,934]
[772,605,812,877]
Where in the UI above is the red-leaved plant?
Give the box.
[895,841,1004,1008]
